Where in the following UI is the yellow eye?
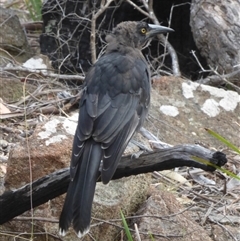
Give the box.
[141,28,147,34]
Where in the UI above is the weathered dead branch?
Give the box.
[0,142,227,224]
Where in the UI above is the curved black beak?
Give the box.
[147,24,174,38]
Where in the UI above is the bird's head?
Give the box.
[106,21,174,49]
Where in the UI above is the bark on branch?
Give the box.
[0,144,227,224]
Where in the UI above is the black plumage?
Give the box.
[59,21,173,237]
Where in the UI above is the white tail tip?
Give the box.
[77,226,90,238]
[59,228,66,236]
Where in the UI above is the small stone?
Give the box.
[0,140,8,148]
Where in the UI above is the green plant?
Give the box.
[205,128,240,154]
[193,128,240,180]
[120,210,134,241]
[193,156,240,181]
[25,0,42,21]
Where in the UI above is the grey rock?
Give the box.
[0,7,32,65]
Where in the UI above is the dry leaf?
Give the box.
[0,101,11,115]
[160,170,192,187]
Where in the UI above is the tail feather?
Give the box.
[59,173,77,235]
[59,139,102,237]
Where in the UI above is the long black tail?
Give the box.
[59,139,102,237]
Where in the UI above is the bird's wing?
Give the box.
[71,51,150,182]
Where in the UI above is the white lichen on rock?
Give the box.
[182,81,240,117]
[160,105,179,117]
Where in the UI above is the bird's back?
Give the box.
[74,46,150,183]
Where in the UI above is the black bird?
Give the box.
[59,21,173,237]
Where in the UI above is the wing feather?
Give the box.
[101,112,139,183]
[74,51,149,183]
[93,94,138,142]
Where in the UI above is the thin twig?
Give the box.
[139,0,180,76]
[125,0,149,19]
[214,221,238,241]
[191,50,206,72]
[92,217,182,239]
[201,202,214,225]
[134,223,142,241]
[1,66,85,82]
[191,50,240,93]
[91,0,115,63]
[109,205,194,222]
[0,48,19,64]
[210,67,240,94]
[14,216,58,223]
